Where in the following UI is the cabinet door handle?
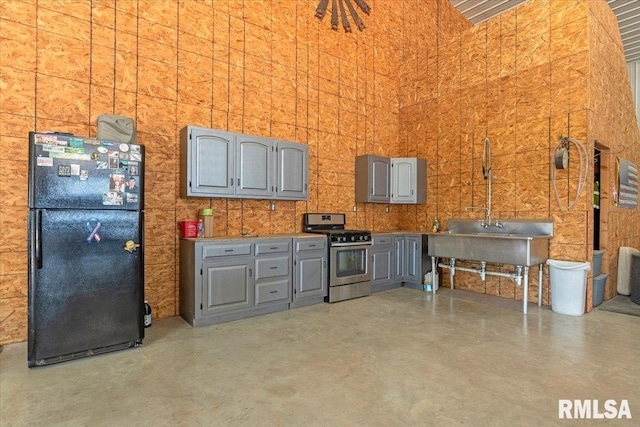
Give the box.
[309,244,316,247]
[230,178,233,186]
[270,266,278,270]
[269,290,278,294]
[270,247,278,250]
[249,268,253,277]
[225,249,234,252]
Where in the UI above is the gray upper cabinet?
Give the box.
[356,155,426,204]
[236,135,272,198]
[181,126,235,197]
[355,155,390,203]
[275,141,308,200]
[390,158,427,204]
[181,125,308,201]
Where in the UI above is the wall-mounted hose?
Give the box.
[551,136,589,213]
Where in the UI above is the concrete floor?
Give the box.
[1,287,639,426]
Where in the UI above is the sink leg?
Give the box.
[431,257,438,294]
[449,258,456,290]
[538,263,543,307]
[523,266,529,314]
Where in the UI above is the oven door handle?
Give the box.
[331,242,372,247]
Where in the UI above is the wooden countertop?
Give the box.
[181,233,323,242]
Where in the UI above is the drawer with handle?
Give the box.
[255,256,290,279]
[372,235,393,245]
[255,279,290,304]
[255,240,291,255]
[202,243,252,259]
[296,239,326,252]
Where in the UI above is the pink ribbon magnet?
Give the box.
[86,218,102,243]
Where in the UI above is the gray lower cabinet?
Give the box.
[393,234,429,290]
[202,257,253,316]
[404,234,425,287]
[254,239,291,306]
[292,237,327,308]
[371,234,397,293]
[394,236,407,284]
[180,238,291,327]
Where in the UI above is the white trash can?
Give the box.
[547,259,591,316]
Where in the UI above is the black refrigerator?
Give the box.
[27,132,145,367]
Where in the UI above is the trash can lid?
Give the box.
[546,259,591,270]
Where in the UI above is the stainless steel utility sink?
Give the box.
[427,219,553,266]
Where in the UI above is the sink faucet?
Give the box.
[464,137,502,229]
[464,206,502,228]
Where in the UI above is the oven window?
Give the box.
[335,247,367,277]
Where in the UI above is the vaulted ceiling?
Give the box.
[450,0,640,63]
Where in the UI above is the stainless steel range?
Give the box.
[303,213,372,303]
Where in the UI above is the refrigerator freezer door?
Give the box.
[28,209,144,366]
[28,132,144,210]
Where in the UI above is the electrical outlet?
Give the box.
[270,203,276,211]
[385,206,389,212]
[352,206,357,212]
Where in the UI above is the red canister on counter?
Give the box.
[180,220,199,238]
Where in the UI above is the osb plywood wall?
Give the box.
[588,0,640,300]
[0,0,469,344]
[1,0,639,345]
[398,0,640,310]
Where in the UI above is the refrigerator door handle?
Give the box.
[35,209,42,269]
